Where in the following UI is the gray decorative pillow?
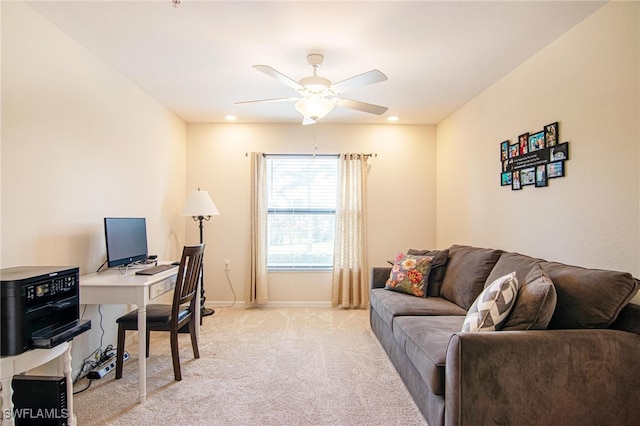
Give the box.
[462,272,519,332]
[503,265,557,330]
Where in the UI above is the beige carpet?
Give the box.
[73,307,427,425]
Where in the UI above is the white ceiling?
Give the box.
[25,1,606,125]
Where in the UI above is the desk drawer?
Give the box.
[149,277,176,299]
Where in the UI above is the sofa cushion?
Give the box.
[462,272,519,332]
[485,251,545,288]
[503,265,557,330]
[393,315,465,396]
[370,289,467,327]
[440,245,504,310]
[542,261,639,329]
[385,253,434,297]
[611,300,640,335]
[406,248,450,296]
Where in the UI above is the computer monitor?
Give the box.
[104,217,149,268]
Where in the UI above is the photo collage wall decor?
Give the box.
[500,121,569,190]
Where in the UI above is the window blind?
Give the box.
[266,156,338,270]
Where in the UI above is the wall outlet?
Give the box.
[224,259,231,271]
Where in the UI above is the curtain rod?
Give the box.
[245,153,377,158]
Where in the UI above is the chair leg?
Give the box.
[189,319,200,359]
[170,329,181,381]
[146,330,151,358]
[115,324,125,379]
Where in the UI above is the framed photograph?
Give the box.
[500,140,509,161]
[518,132,529,155]
[508,143,519,158]
[501,172,512,186]
[512,170,522,190]
[528,131,545,152]
[547,161,565,178]
[521,167,535,186]
[535,164,547,187]
[550,141,569,161]
[544,122,559,147]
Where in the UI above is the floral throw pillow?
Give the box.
[385,253,434,298]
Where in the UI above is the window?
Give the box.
[266,155,338,271]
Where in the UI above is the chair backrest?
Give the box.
[171,244,205,323]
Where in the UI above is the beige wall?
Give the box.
[436,1,640,303]
[1,2,187,365]
[186,123,437,306]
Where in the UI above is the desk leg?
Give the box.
[138,305,147,403]
[60,342,76,426]
[1,376,15,426]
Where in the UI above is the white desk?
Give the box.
[1,341,75,426]
[80,265,199,403]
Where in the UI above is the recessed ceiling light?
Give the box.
[224,115,237,121]
[386,116,399,122]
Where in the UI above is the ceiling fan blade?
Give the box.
[331,69,388,94]
[337,98,388,115]
[253,65,303,90]
[235,97,299,105]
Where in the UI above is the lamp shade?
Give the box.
[182,189,220,217]
[295,97,335,121]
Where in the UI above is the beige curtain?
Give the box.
[249,152,269,304]
[331,154,369,309]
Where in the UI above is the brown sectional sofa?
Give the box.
[370,244,640,426]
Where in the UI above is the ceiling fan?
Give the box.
[236,54,388,125]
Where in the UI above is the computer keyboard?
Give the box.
[135,264,177,275]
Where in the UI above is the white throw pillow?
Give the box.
[462,272,519,332]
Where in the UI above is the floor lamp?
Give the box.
[182,188,219,317]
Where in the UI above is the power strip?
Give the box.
[87,351,129,379]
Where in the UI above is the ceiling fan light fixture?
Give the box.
[295,97,335,121]
[299,75,332,94]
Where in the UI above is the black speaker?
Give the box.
[11,375,68,426]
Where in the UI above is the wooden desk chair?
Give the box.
[115,244,205,381]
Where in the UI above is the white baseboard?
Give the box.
[205,301,332,309]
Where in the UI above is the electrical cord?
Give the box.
[73,305,113,394]
[218,268,237,308]
[98,258,157,274]
[96,259,108,273]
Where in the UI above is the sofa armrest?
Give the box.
[445,330,640,426]
[371,267,391,289]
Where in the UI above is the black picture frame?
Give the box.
[547,161,565,178]
[500,140,509,161]
[518,132,529,155]
[528,131,545,152]
[535,164,547,187]
[550,141,569,161]
[544,122,559,147]
[521,167,535,186]
[512,170,522,190]
[501,172,512,186]
[509,143,519,158]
